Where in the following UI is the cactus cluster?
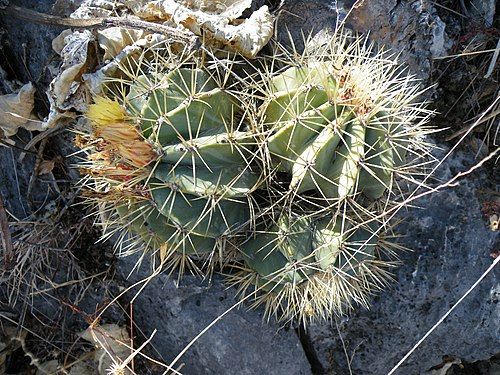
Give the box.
[229,33,433,322]
[234,212,391,320]
[79,31,433,323]
[259,65,405,200]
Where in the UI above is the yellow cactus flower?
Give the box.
[87,96,128,126]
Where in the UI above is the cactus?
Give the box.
[228,31,434,323]
[232,212,392,323]
[250,32,433,202]
[78,32,434,323]
[259,65,402,199]
[81,57,262,272]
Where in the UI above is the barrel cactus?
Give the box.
[81,58,261,273]
[232,211,394,323]
[253,35,432,201]
[229,31,434,323]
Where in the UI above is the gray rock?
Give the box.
[274,0,338,50]
[0,135,57,217]
[52,0,87,16]
[276,0,452,82]
[305,150,500,374]
[470,0,496,27]
[117,256,312,375]
[0,0,63,101]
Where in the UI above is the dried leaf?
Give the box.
[127,0,252,20]
[71,0,129,18]
[49,24,166,115]
[80,324,132,375]
[45,30,95,128]
[83,33,173,95]
[52,29,73,55]
[215,5,274,58]
[125,0,273,57]
[38,160,56,176]
[199,0,254,19]
[98,27,148,60]
[0,82,45,138]
[49,30,94,110]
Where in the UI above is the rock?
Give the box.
[52,0,87,16]
[0,134,57,217]
[470,0,496,27]
[305,150,500,374]
[0,0,63,111]
[117,256,312,375]
[276,0,452,82]
[274,0,338,50]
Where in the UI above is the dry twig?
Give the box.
[1,5,197,45]
[0,191,14,269]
